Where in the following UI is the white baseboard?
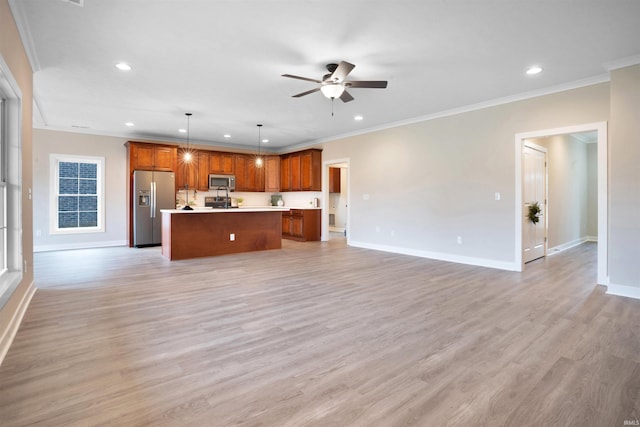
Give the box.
[0,281,36,366]
[349,241,518,271]
[329,227,345,233]
[548,236,597,255]
[34,240,128,252]
[606,283,640,300]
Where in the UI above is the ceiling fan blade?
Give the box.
[345,80,388,88]
[292,87,321,98]
[282,74,322,84]
[330,61,355,82]
[340,90,354,103]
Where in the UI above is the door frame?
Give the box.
[522,141,548,263]
[322,158,350,242]
[514,122,608,285]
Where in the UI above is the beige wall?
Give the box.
[32,129,128,251]
[609,65,640,288]
[0,0,34,356]
[321,83,610,269]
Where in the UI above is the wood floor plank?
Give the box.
[0,240,639,426]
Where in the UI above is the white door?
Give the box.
[523,145,547,263]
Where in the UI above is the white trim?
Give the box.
[286,74,611,151]
[602,54,640,72]
[49,154,105,234]
[33,240,128,253]
[606,283,640,300]
[34,74,610,153]
[350,240,518,271]
[322,158,350,243]
[0,281,35,366]
[7,1,41,73]
[0,54,24,311]
[514,122,608,285]
[548,237,590,255]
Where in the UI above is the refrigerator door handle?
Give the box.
[150,181,156,218]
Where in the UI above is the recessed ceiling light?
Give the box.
[262,139,269,143]
[125,122,134,127]
[178,128,187,133]
[526,65,543,75]
[223,134,231,138]
[354,115,364,121]
[115,62,132,71]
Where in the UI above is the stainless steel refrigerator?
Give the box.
[133,170,175,247]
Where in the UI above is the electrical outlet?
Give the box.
[230,233,235,241]
[457,236,462,244]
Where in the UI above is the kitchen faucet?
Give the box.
[216,185,229,209]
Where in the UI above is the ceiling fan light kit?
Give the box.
[320,83,345,99]
[283,61,388,107]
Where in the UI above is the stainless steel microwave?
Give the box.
[209,174,236,191]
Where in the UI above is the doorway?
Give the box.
[514,122,608,285]
[322,158,350,242]
[522,143,547,263]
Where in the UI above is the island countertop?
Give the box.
[161,207,290,214]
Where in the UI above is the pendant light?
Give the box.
[182,112,193,210]
[255,124,263,168]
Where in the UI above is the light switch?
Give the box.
[494,192,501,201]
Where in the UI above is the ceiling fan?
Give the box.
[282,61,388,103]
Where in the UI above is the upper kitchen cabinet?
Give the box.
[175,149,199,191]
[128,142,176,172]
[329,167,341,193]
[264,155,280,192]
[280,149,322,191]
[234,154,265,192]
[196,151,211,191]
[209,152,235,174]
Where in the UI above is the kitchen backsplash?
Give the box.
[176,189,322,209]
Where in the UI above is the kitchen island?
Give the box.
[160,207,289,260]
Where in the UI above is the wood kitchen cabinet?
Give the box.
[196,151,211,191]
[282,209,321,241]
[280,149,322,191]
[175,149,198,191]
[264,155,280,192]
[234,154,265,192]
[329,167,341,193]
[209,152,234,174]
[129,142,176,172]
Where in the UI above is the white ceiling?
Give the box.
[10,0,640,151]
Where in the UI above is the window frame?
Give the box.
[0,55,23,311]
[50,154,105,234]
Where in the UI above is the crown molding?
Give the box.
[602,54,640,71]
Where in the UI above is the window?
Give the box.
[0,99,6,276]
[50,155,105,234]
[0,57,23,310]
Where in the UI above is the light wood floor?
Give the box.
[1,240,638,426]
